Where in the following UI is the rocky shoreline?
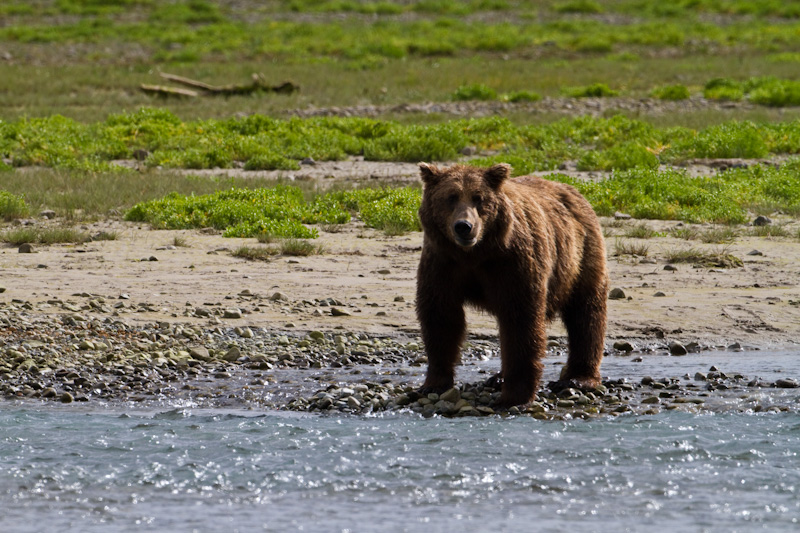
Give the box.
[3,301,798,419]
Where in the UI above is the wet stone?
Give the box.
[669,341,688,356]
[614,340,634,352]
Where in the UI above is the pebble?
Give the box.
[0,303,796,419]
[223,308,243,319]
[663,264,678,271]
[331,307,352,317]
[18,243,35,253]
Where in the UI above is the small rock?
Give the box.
[223,308,243,319]
[663,264,678,271]
[377,269,391,275]
[439,387,461,403]
[222,346,241,362]
[685,341,701,353]
[614,212,631,220]
[393,296,405,302]
[60,392,74,404]
[309,330,325,341]
[747,250,763,256]
[775,378,799,389]
[42,387,57,399]
[752,215,772,226]
[347,396,361,409]
[189,346,211,361]
[642,396,660,404]
[238,327,254,339]
[18,243,35,253]
[0,286,5,293]
[300,157,316,166]
[331,307,352,317]
[40,210,56,219]
[608,288,626,300]
[270,292,289,302]
[653,291,666,297]
[79,340,95,350]
[613,340,634,352]
[460,146,477,156]
[669,341,688,356]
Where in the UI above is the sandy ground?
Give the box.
[2,208,799,352]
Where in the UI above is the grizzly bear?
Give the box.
[416,162,608,407]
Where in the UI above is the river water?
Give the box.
[2,350,800,533]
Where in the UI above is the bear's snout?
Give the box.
[452,218,478,247]
[454,220,473,238]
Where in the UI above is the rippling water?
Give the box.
[2,351,800,533]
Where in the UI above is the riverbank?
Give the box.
[1,214,798,416]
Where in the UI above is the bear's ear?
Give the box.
[484,163,511,189]
[419,162,440,185]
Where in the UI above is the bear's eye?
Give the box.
[447,194,459,206]
[472,194,483,205]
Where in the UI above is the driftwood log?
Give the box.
[140,73,299,98]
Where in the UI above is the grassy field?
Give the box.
[3,0,800,235]
[4,1,800,121]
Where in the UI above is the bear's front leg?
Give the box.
[416,256,466,395]
[494,300,547,407]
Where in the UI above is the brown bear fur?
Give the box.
[416,162,608,407]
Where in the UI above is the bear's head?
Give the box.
[418,162,511,250]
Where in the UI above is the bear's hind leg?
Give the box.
[560,286,607,389]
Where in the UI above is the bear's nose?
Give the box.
[454,220,473,238]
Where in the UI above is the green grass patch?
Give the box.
[7,110,800,173]
[623,223,660,239]
[280,238,325,256]
[125,184,423,238]
[0,190,29,220]
[613,239,650,257]
[670,226,699,240]
[232,245,279,261]
[699,227,739,243]
[1,226,90,245]
[124,185,348,238]
[563,83,619,98]
[663,246,743,268]
[650,84,691,101]
[749,225,790,238]
[501,90,542,103]
[451,83,497,101]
